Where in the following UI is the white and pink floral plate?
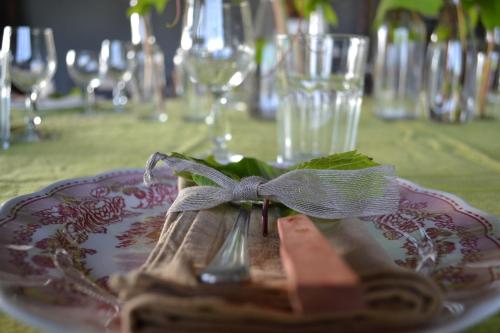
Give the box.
[0,168,499,333]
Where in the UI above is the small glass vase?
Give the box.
[425,0,476,123]
[373,9,426,120]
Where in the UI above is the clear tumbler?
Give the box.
[276,34,369,165]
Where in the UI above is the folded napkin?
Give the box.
[111,205,443,333]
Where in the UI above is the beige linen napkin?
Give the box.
[111,206,443,333]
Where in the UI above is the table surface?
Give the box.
[0,98,499,333]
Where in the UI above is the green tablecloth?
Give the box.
[0,98,499,332]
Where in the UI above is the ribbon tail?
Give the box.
[168,186,233,213]
[260,166,400,219]
[144,152,169,186]
[144,152,237,190]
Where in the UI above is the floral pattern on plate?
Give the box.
[0,169,499,333]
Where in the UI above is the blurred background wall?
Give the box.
[0,0,382,94]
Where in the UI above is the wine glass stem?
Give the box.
[85,85,96,114]
[113,82,126,112]
[25,90,40,139]
[208,91,231,162]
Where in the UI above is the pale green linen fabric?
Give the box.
[0,98,499,332]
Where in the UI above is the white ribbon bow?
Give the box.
[145,152,400,219]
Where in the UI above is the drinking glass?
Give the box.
[66,50,100,114]
[99,40,134,112]
[2,26,57,142]
[276,34,369,165]
[180,0,255,162]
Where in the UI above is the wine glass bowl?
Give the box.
[66,50,100,88]
[66,50,100,114]
[183,45,255,93]
[8,28,56,91]
[2,26,57,142]
[99,40,134,112]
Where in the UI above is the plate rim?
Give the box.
[0,168,146,222]
[0,168,499,333]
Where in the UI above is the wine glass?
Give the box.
[99,40,134,112]
[180,0,255,162]
[2,26,57,142]
[66,50,100,114]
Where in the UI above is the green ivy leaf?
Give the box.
[373,0,443,28]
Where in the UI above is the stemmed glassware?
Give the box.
[2,26,57,142]
[99,40,134,112]
[66,50,101,114]
[180,0,255,162]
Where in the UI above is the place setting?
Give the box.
[0,1,499,333]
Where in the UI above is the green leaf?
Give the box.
[292,151,379,170]
[168,152,286,186]
[321,2,338,26]
[293,0,338,27]
[219,157,285,180]
[475,0,500,30]
[292,151,384,209]
[373,0,444,28]
[255,38,265,66]
[169,151,380,188]
[466,4,480,30]
[191,174,218,187]
[127,0,170,16]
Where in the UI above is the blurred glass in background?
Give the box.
[425,0,476,123]
[276,34,369,165]
[129,2,167,122]
[172,47,210,122]
[249,0,288,120]
[0,44,10,150]
[99,39,134,113]
[66,50,101,115]
[373,9,426,120]
[3,26,57,141]
[180,0,255,162]
[475,27,500,119]
[488,28,500,105]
